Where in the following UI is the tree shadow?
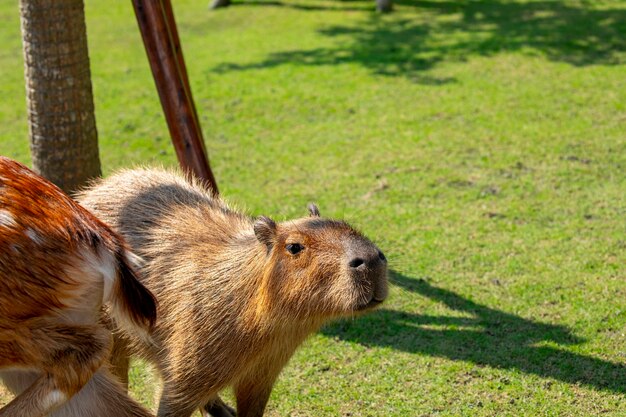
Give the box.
[231,0,373,12]
[212,0,626,82]
[321,272,626,393]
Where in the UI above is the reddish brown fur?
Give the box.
[77,168,388,417]
[0,157,156,417]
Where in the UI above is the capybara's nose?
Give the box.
[348,257,366,269]
[348,246,386,271]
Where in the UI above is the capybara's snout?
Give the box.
[346,238,388,310]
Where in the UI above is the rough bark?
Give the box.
[20,0,101,194]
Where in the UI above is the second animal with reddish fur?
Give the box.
[0,157,157,417]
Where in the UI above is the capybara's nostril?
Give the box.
[349,258,365,269]
[378,251,386,263]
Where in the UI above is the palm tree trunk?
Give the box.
[19,0,101,194]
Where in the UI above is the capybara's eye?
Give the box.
[286,243,304,255]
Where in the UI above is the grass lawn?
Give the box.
[1,0,626,415]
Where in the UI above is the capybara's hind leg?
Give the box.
[0,323,110,417]
[109,335,131,390]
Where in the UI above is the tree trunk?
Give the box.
[19,0,101,194]
[209,0,231,10]
[376,0,393,13]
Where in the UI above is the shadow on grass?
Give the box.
[322,272,626,393]
[231,0,373,11]
[213,0,626,82]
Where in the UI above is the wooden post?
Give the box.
[131,0,219,195]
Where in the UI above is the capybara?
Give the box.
[77,168,388,417]
[0,157,157,417]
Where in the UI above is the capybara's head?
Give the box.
[253,204,388,319]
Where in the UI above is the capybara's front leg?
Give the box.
[234,379,274,417]
[201,395,236,417]
[156,384,199,417]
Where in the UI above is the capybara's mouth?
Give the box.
[356,296,384,311]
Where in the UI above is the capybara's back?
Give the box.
[78,167,388,417]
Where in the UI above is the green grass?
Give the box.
[1,0,626,415]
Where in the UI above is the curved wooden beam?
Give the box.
[132,0,219,195]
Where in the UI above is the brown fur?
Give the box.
[0,157,157,417]
[77,167,388,417]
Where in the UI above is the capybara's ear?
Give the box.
[308,203,320,217]
[254,216,277,249]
